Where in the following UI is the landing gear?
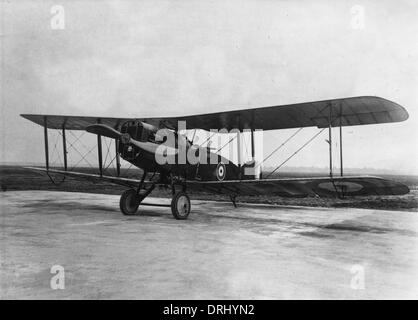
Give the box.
[119,171,191,220]
[171,191,191,220]
[119,170,154,215]
[119,189,141,215]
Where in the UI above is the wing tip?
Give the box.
[365,96,409,122]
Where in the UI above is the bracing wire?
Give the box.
[216,135,237,153]
[46,129,66,185]
[256,128,303,170]
[264,128,326,178]
[259,103,339,178]
[197,132,216,148]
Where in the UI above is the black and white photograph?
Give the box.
[1,0,417,304]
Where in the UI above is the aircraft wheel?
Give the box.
[171,192,191,220]
[119,189,140,215]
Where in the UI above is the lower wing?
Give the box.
[24,167,151,189]
[25,167,409,197]
[186,176,409,197]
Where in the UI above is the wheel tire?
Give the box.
[119,189,140,215]
[171,192,191,220]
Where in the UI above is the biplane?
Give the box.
[21,96,409,220]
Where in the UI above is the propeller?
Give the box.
[86,124,122,140]
[85,124,178,156]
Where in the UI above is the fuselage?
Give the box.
[118,120,243,181]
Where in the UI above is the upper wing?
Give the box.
[175,96,408,131]
[20,114,134,130]
[185,176,410,197]
[21,96,408,131]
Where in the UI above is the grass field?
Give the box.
[1,165,417,211]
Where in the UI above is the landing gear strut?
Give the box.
[119,171,155,215]
[119,189,141,215]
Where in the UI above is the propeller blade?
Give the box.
[129,140,178,156]
[86,124,178,157]
[86,124,122,140]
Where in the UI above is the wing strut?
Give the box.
[97,119,103,176]
[328,103,333,179]
[44,116,49,170]
[237,130,242,180]
[250,129,255,159]
[115,137,121,177]
[339,103,343,177]
[62,122,68,171]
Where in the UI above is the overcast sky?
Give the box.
[1,0,417,174]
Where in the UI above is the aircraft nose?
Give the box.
[121,133,131,144]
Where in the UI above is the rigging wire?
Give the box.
[264,128,326,179]
[197,132,216,148]
[255,128,304,170]
[66,130,96,170]
[216,135,237,153]
[243,132,249,160]
[46,130,66,185]
[104,154,117,173]
[190,129,197,144]
[102,138,114,175]
[258,103,338,178]
[50,131,63,168]
[70,145,96,171]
